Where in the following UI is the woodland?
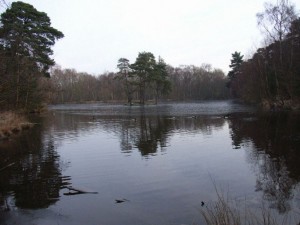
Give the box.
[0,0,299,111]
[228,0,300,110]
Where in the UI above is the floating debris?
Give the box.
[115,198,129,204]
[0,162,15,172]
[64,186,98,196]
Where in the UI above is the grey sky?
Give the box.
[4,0,276,74]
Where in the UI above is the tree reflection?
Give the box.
[118,115,171,156]
[12,139,66,209]
[228,112,300,213]
[0,116,71,209]
[118,114,225,156]
[135,115,170,156]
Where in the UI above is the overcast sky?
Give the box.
[2,0,283,74]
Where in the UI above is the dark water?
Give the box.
[1,101,300,225]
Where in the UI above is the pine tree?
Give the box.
[0,1,64,110]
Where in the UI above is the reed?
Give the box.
[200,184,299,225]
[0,111,32,139]
[201,186,241,225]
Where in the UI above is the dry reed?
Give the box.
[200,184,300,225]
[0,111,32,139]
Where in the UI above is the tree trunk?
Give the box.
[15,65,20,108]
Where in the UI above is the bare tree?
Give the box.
[0,0,9,11]
[257,0,298,43]
[256,0,298,99]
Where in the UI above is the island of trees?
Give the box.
[48,58,229,105]
[0,0,299,112]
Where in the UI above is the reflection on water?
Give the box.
[0,102,300,224]
[229,113,300,214]
[118,115,225,156]
[0,117,71,210]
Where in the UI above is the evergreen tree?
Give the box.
[228,51,244,81]
[0,1,64,110]
[227,52,243,97]
[116,58,134,105]
[152,57,171,104]
[130,52,156,104]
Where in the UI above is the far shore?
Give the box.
[48,98,300,112]
[0,112,33,140]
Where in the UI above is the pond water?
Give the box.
[1,101,300,225]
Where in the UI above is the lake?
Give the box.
[1,101,300,225]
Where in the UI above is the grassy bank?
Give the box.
[0,112,33,140]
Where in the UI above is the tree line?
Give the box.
[116,53,171,105]
[227,0,300,109]
[47,62,229,104]
[0,1,229,109]
[3,1,297,109]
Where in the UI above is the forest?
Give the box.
[228,0,300,110]
[48,62,229,105]
[0,0,299,111]
[0,1,63,111]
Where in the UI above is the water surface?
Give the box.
[1,101,300,225]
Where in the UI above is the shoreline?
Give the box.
[0,112,33,140]
[259,98,300,111]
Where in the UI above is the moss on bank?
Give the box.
[0,112,33,140]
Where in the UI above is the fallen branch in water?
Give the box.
[0,162,15,172]
[63,186,98,196]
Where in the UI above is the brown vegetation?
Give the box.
[47,64,229,104]
[228,1,300,109]
[0,112,33,140]
[201,186,300,225]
